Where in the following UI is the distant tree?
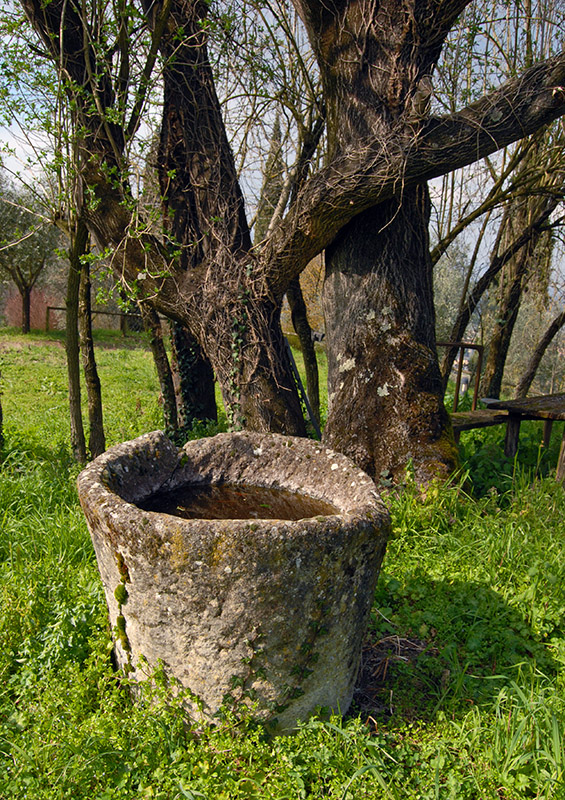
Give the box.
[515,306,565,398]
[0,180,61,333]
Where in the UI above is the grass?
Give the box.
[0,328,564,799]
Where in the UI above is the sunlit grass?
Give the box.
[0,329,564,798]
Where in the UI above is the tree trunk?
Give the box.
[79,259,105,458]
[148,0,306,436]
[21,286,31,334]
[139,304,179,439]
[170,321,216,433]
[198,290,306,434]
[323,185,457,484]
[515,308,565,398]
[65,220,88,464]
[480,258,527,398]
[300,0,464,483]
[287,277,320,425]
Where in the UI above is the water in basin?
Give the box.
[138,483,338,521]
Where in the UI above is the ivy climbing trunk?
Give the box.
[198,289,306,433]
[153,0,305,434]
[170,321,216,431]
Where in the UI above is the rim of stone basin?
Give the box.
[77,430,388,544]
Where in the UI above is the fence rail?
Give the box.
[45,306,142,332]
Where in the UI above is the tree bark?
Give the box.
[287,278,320,425]
[170,321,217,432]
[323,185,456,483]
[480,253,529,398]
[312,0,461,482]
[150,0,304,434]
[79,259,105,458]
[197,287,306,433]
[65,220,88,463]
[139,304,179,438]
[515,308,565,398]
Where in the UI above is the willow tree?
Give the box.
[16,0,565,482]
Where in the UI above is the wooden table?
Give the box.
[484,393,565,483]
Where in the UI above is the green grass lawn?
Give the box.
[1,329,564,799]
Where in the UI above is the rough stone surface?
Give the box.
[77,430,390,731]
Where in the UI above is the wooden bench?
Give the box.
[450,409,509,443]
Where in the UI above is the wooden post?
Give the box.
[543,420,553,449]
[557,425,565,484]
[453,346,464,413]
[504,414,522,458]
[45,306,51,332]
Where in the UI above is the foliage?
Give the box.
[457,422,563,498]
[0,333,564,798]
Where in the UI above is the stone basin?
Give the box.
[77,430,390,731]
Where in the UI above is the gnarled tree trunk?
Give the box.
[152,0,305,434]
[305,0,462,482]
[323,186,455,483]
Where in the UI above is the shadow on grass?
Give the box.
[353,575,561,724]
[0,428,76,473]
